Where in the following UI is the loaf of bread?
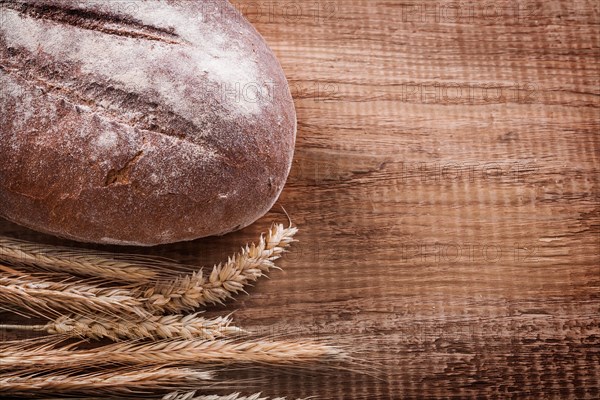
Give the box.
[0,0,296,246]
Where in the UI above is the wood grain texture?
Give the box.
[1,0,599,399]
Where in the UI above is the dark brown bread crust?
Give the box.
[0,0,296,246]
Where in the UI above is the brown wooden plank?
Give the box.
[1,0,599,398]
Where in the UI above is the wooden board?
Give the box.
[1,0,599,398]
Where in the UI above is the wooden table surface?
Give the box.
[1,1,599,399]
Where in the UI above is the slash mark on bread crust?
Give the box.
[105,150,144,186]
[3,1,184,44]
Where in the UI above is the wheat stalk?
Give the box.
[0,272,150,318]
[164,392,288,400]
[0,235,160,283]
[1,338,345,369]
[141,224,298,313]
[1,313,244,341]
[0,367,214,395]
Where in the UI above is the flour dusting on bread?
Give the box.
[0,0,296,246]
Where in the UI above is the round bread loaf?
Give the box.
[0,0,296,246]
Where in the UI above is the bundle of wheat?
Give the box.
[0,224,343,398]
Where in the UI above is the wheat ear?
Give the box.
[141,224,298,313]
[0,367,213,395]
[1,313,244,341]
[1,339,345,369]
[0,235,160,283]
[164,392,287,400]
[0,272,150,318]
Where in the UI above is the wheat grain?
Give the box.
[0,367,213,395]
[163,391,287,400]
[1,338,345,369]
[0,235,160,283]
[141,224,298,313]
[0,272,150,318]
[1,313,244,341]
[48,313,244,341]
[0,224,298,316]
